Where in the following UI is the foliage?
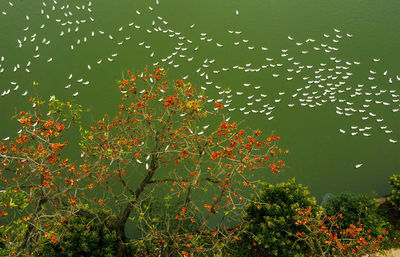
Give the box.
[389,174,400,217]
[294,206,389,256]
[0,188,30,256]
[0,67,286,256]
[324,192,388,237]
[31,208,118,257]
[242,179,318,256]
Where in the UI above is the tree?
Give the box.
[0,96,84,256]
[0,67,287,256]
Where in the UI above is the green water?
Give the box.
[0,0,399,203]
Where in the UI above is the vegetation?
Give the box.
[294,206,389,256]
[32,208,119,257]
[324,192,388,237]
[0,68,398,256]
[242,179,318,256]
[389,174,400,218]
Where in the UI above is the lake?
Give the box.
[0,0,399,203]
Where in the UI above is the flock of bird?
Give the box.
[0,0,398,170]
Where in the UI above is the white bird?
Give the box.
[235,10,239,15]
[72,92,79,97]
[355,163,363,168]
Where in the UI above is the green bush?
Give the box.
[389,174,400,216]
[242,179,318,257]
[32,208,119,257]
[324,192,388,237]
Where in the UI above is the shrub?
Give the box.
[389,174,400,216]
[324,192,388,237]
[243,179,318,256]
[32,208,119,257]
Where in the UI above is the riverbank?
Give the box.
[382,248,400,256]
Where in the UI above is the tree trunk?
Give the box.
[114,152,159,256]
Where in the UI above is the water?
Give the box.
[0,0,399,203]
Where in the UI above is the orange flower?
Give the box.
[98,199,103,206]
[214,101,223,109]
[44,120,54,127]
[68,197,77,204]
[56,123,65,131]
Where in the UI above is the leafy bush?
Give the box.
[389,174,400,216]
[324,192,388,237]
[32,208,119,257]
[243,179,318,256]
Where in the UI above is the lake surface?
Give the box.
[0,0,399,201]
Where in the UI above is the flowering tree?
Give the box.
[0,97,85,256]
[0,67,286,256]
